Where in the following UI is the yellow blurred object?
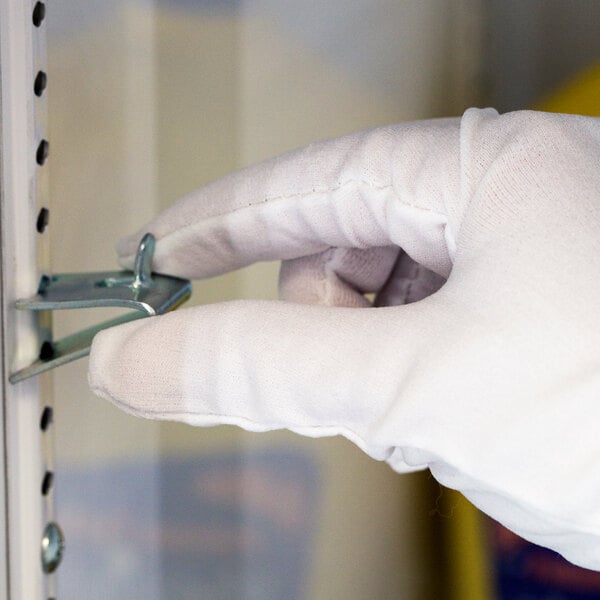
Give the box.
[443,490,495,600]
[537,62,600,116]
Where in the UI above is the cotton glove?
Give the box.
[89,108,600,569]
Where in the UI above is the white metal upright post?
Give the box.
[0,1,55,598]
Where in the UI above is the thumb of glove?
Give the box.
[88,296,445,462]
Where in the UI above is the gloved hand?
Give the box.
[88,108,600,569]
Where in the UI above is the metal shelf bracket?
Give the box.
[9,233,191,383]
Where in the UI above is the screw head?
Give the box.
[41,522,65,574]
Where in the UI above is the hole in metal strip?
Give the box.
[36,207,49,233]
[40,407,53,431]
[32,2,46,27]
[34,71,47,97]
[36,140,49,166]
[41,471,53,496]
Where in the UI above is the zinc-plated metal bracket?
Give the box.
[9,233,191,383]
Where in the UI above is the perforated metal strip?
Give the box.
[0,1,57,597]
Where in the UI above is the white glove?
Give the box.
[89,108,600,569]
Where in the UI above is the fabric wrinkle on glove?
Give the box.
[89,107,600,570]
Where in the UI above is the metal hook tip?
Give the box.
[133,233,155,287]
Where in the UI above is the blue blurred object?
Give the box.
[491,521,600,600]
[55,450,320,600]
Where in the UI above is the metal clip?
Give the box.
[9,233,191,383]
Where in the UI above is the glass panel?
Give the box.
[48,2,469,598]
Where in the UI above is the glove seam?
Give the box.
[89,380,386,462]
[120,178,448,263]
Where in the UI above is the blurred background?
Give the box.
[44,1,600,598]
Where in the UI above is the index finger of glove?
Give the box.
[118,118,461,280]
